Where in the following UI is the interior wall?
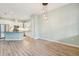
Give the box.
[32,3,79,41]
[26,15,40,39]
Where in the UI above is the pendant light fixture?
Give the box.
[42,3,48,22]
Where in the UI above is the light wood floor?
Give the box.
[0,37,79,56]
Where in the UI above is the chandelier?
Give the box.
[42,3,48,22]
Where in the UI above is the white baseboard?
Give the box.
[55,41,79,48]
[41,39,79,48]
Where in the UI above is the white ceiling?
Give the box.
[0,3,69,20]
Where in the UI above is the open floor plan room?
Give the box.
[0,3,79,56]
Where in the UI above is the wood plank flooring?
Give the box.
[0,37,79,56]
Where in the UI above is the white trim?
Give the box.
[54,40,79,48]
[41,39,79,48]
[23,36,79,48]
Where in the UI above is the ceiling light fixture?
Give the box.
[42,3,48,6]
[42,3,48,22]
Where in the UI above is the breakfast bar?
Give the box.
[4,32,23,40]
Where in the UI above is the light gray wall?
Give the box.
[25,15,40,39]
[31,3,79,41]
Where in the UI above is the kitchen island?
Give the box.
[4,32,23,40]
